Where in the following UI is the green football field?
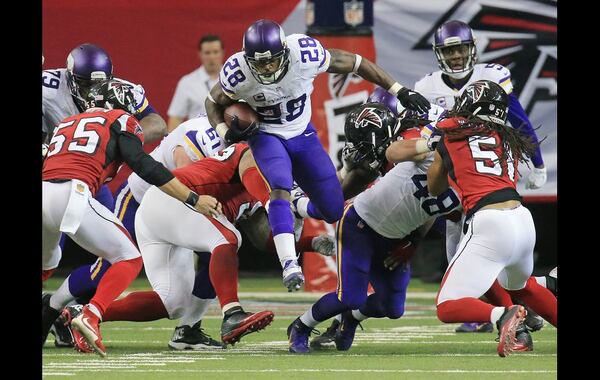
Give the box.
[42,276,557,379]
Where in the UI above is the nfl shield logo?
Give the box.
[344,0,364,27]
[76,184,85,193]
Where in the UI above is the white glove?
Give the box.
[525,166,547,189]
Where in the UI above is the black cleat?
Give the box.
[169,321,226,350]
[496,305,527,357]
[310,318,340,349]
[49,318,74,348]
[42,293,61,348]
[513,325,534,352]
[220,307,274,345]
[524,306,544,332]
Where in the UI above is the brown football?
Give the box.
[224,102,259,131]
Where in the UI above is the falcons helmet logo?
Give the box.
[355,107,383,129]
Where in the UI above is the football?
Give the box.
[224,102,259,131]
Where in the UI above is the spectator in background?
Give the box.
[167,35,224,132]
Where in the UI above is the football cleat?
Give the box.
[496,305,527,357]
[49,318,74,348]
[312,234,336,257]
[310,318,340,349]
[524,306,544,332]
[169,321,226,350]
[42,293,61,347]
[60,305,94,354]
[455,322,493,333]
[220,309,274,345]
[70,305,106,357]
[282,259,304,292]
[334,311,363,351]
[513,325,534,352]
[287,317,317,354]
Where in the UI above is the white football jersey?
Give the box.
[42,68,151,135]
[414,63,513,110]
[127,116,225,203]
[353,155,461,239]
[219,34,330,139]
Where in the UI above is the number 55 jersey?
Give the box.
[42,108,144,196]
[219,34,330,140]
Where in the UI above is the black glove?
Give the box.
[396,87,431,114]
[224,116,260,144]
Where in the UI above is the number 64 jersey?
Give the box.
[219,34,330,140]
[352,152,461,240]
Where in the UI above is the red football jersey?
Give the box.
[43,108,144,195]
[436,117,520,216]
[172,143,259,222]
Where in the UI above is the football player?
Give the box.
[206,19,431,293]
[42,44,170,344]
[415,20,548,333]
[63,143,278,349]
[287,102,461,353]
[427,80,557,357]
[44,115,227,350]
[42,80,221,357]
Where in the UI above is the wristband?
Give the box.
[352,54,363,73]
[185,191,199,207]
[415,139,430,154]
[388,82,403,96]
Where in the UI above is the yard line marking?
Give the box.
[43,369,558,373]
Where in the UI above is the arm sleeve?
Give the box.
[112,122,175,186]
[507,93,544,167]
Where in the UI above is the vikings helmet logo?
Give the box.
[355,107,383,129]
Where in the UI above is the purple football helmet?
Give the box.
[367,87,402,117]
[243,19,290,84]
[433,20,477,79]
[66,43,113,110]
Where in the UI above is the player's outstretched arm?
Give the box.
[386,139,431,163]
[139,113,168,144]
[326,48,430,114]
[427,150,449,196]
[206,83,237,139]
[118,131,221,217]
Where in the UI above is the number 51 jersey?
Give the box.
[219,34,331,140]
[42,108,144,196]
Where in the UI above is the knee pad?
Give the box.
[385,304,405,319]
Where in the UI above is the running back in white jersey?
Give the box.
[219,34,330,139]
[42,68,151,135]
[414,63,513,110]
[127,116,225,203]
[353,154,461,239]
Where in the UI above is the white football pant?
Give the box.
[42,181,140,271]
[437,205,536,305]
[135,186,241,319]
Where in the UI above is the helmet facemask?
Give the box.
[245,47,290,85]
[434,39,477,79]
